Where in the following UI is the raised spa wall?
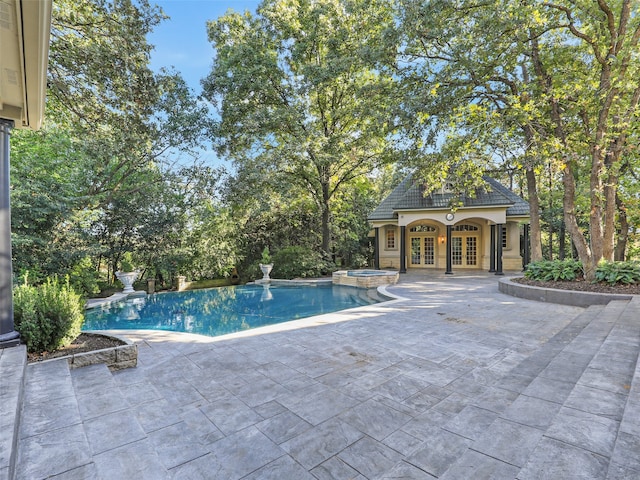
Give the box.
[332,270,399,288]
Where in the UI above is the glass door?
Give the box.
[451,236,478,267]
[409,236,436,267]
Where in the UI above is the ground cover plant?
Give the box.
[525,259,640,287]
[594,261,640,286]
[524,259,584,282]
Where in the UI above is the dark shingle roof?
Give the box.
[368,174,530,221]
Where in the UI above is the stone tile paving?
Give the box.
[13,273,640,479]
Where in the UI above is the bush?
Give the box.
[120,251,136,272]
[524,259,583,282]
[271,246,336,279]
[13,276,85,354]
[595,261,640,285]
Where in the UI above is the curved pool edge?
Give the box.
[96,287,409,346]
[377,284,409,303]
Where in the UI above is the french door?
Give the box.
[451,235,478,267]
[410,236,436,267]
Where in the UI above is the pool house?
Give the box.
[369,175,531,275]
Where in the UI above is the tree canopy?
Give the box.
[8,0,640,294]
[202,0,398,252]
[396,0,640,279]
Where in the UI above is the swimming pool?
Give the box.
[83,284,380,337]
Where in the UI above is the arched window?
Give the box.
[452,224,479,232]
[409,225,436,233]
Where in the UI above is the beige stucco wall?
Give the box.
[373,216,525,271]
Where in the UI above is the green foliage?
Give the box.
[182,278,232,290]
[69,256,100,296]
[524,259,584,282]
[271,246,336,280]
[203,0,398,251]
[397,0,640,279]
[260,247,272,265]
[120,252,136,272]
[13,276,85,354]
[595,261,640,286]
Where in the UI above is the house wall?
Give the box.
[372,217,525,272]
[378,224,401,269]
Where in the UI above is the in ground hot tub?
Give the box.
[332,269,399,288]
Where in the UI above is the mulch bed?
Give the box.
[512,277,640,295]
[27,333,126,363]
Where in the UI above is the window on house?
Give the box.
[502,225,508,248]
[386,229,395,249]
[409,225,436,233]
[452,224,479,232]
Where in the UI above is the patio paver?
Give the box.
[11,272,640,479]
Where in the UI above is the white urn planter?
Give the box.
[115,270,140,294]
[259,263,273,281]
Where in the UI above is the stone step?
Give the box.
[438,300,631,479]
[516,299,640,479]
[15,358,92,480]
[0,345,27,480]
[16,360,168,479]
[606,296,640,479]
[496,304,607,396]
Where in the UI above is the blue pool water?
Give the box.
[83,284,379,337]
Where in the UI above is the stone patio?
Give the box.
[6,272,640,479]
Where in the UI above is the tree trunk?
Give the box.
[530,37,595,279]
[525,167,543,261]
[321,181,331,253]
[603,147,622,261]
[614,192,628,261]
[588,146,605,264]
[562,161,595,280]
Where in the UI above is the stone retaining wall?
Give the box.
[35,333,137,371]
[499,276,634,307]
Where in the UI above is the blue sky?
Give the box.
[148,1,261,165]
[149,0,261,94]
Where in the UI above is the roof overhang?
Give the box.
[0,0,52,130]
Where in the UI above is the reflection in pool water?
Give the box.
[84,284,379,338]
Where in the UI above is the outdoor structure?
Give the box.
[369,175,530,275]
[0,0,52,347]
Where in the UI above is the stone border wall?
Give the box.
[34,332,137,371]
[332,270,399,289]
[499,277,634,307]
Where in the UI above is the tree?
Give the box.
[396,0,550,262]
[396,0,640,279]
[10,0,213,285]
[530,0,640,278]
[202,0,397,253]
[49,0,208,205]
[10,129,83,276]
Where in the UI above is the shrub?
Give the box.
[260,247,272,264]
[120,252,135,272]
[595,261,640,285]
[524,259,583,282]
[13,276,85,354]
[271,246,336,279]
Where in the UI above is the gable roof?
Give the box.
[368,174,530,221]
